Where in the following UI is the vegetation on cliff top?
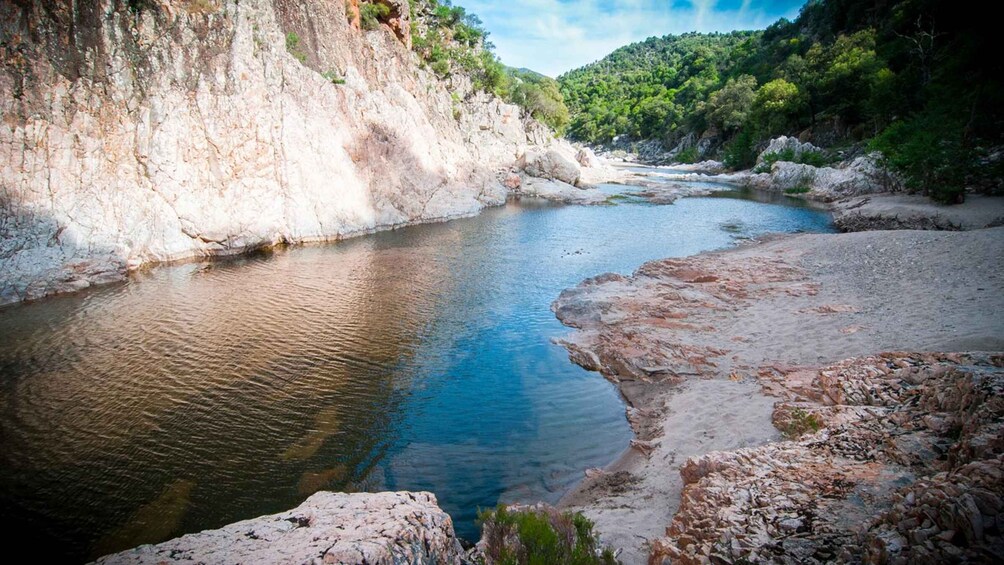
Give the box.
[407,0,571,134]
[557,0,1002,202]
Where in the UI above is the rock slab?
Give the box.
[94,491,465,565]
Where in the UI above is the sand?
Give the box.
[553,227,1004,564]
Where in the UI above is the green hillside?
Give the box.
[558,0,1002,201]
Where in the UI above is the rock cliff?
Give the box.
[94,491,465,564]
[0,0,549,304]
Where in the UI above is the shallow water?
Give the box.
[0,189,832,560]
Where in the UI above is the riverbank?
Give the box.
[553,227,1004,563]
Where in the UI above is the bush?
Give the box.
[285,32,307,64]
[360,1,390,31]
[675,147,698,164]
[321,70,345,85]
[784,186,811,194]
[870,114,970,203]
[723,129,757,170]
[778,408,823,438]
[478,505,618,565]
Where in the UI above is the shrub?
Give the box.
[784,186,811,194]
[478,505,618,565]
[778,408,823,438]
[870,114,970,203]
[723,129,757,170]
[360,1,390,31]
[285,32,307,64]
[321,70,345,85]
[755,148,831,173]
[675,147,698,164]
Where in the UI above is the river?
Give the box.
[0,183,832,560]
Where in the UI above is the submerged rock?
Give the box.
[94,491,465,565]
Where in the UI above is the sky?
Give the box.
[457,0,809,77]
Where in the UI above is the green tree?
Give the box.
[707,74,757,133]
[753,78,803,135]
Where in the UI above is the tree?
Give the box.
[707,75,757,133]
[753,78,803,135]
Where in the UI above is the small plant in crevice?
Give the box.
[778,407,824,439]
[321,70,346,85]
[451,92,462,120]
[360,1,391,31]
[285,32,307,64]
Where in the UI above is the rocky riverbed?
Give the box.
[553,227,1004,563]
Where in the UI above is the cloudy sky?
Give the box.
[457,0,808,77]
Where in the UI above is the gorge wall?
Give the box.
[0,0,549,304]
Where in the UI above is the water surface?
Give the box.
[0,188,832,560]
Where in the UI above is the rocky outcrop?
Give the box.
[833,193,1004,232]
[552,228,1004,562]
[0,0,551,305]
[650,353,1004,565]
[755,135,822,165]
[95,491,465,564]
[740,152,901,201]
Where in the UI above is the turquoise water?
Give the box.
[0,188,832,561]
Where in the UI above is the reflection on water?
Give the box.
[0,191,833,561]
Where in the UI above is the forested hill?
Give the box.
[557,0,1002,202]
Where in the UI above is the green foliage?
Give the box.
[778,408,823,439]
[285,32,307,64]
[870,113,970,203]
[478,505,618,565]
[507,69,570,135]
[409,1,570,134]
[752,78,803,136]
[707,75,757,132]
[722,129,757,170]
[360,2,391,31]
[321,70,346,85]
[755,147,831,172]
[555,0,1002,203]
[675,147,698,164]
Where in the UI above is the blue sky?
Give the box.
[457,0,808,77]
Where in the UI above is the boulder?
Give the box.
[503,172,522,190]
[520,177,607,205]
[576,147,601,168]
[523,149,582,186]
[756,136,823,165]
[94,491,465,565]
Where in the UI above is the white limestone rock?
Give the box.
[0,0,552,305]
[94,491,465,565]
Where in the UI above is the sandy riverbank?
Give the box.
[553,227,1004,563]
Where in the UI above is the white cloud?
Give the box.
[458,0,806,77]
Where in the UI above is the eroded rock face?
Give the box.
[650,353,1004,565]
[94,491,465,564]
[0,0,547,305]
